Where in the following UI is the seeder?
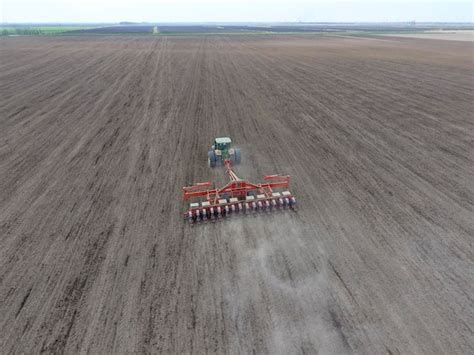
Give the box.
[183,137,297,224]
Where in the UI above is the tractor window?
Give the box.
[217,142,229,150]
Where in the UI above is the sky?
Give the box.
[1,0,473,23]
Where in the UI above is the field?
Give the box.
[3,23,472,37]
[70,25,156,34]
[0,26,97,36]
[382,30,474,42]
[1,35,473,353]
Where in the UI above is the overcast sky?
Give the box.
[1,0,472,23]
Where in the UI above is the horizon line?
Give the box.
[2,21,474,25]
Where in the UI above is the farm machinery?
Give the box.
[207,137,241,167]
[183,137,296,224]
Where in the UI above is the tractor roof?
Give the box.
[215,137,232,144]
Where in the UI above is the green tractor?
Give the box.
[208,137,241,168]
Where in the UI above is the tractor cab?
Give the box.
[212,137,232,152]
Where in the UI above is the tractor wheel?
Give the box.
[234,148,241,164]
[208,150,217,168]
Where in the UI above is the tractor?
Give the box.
[183,137,296,224]
[208,137,241,168]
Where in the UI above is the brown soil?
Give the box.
[1,35,473,354]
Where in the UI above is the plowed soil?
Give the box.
[1,35,473,354]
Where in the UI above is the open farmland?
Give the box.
[1,35,473,353]
[71,25,155,34]
[0,25,100,36]
[382,30,474,42]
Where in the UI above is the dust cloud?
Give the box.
[218,214,350,354]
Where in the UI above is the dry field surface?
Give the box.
[383,30,474,42]
[1,35,473,353]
